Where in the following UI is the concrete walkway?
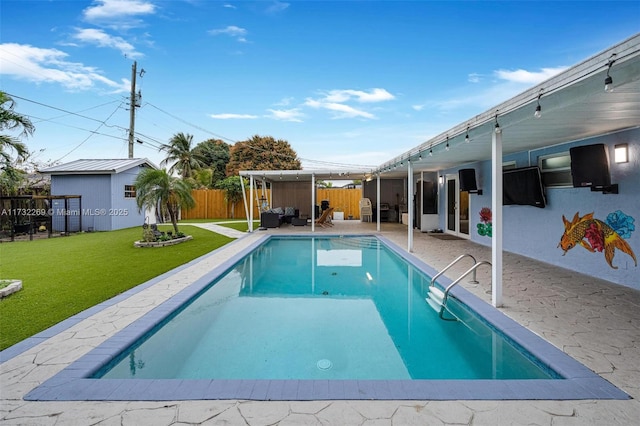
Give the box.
[180,221,249,239]
[1,221,639,425]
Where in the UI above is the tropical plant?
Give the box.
[1,91,34,172]
[159,132,204,179]
[192,138,230,186]
[215,175,248,219]
[134,168,195,234]
[226,135,301,176]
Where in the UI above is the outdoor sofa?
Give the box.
[260,207,299,228]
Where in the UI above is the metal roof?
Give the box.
[38,158,158,175]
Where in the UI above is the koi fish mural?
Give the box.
[558,210,637,269]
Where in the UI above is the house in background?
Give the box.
[39,159,157,232]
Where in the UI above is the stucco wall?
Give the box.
[438,128,639,290]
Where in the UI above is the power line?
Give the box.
[145,102,237,143]
[23,114,126,142]
[55,102,124,162]
[30,100,123,125]
[4,92,128,131]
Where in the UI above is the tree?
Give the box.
[226,135,301,176]
[159,132,204,179]
[1,91,34,172]
[215,175,247,219]
[134,168,195,234]
[192,138,230,186]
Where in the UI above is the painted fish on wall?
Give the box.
[558,210,637,269]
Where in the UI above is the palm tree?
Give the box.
[1,91,34,167]
[159,132,204,179]
[134,168,195,234]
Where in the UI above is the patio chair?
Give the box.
[315,207,334,227]
[359,198,373,222]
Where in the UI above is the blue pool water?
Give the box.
[95,236,555,381]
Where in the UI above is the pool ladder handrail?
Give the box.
[427,254,491,320]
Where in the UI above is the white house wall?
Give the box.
[439,128,639,290]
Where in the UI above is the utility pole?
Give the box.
[128,61,144,158]
[128,61,137,158]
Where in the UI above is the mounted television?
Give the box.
[503,166,547,208]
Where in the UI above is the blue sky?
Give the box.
[1,0,639,172]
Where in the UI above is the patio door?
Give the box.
[445,175,470,237]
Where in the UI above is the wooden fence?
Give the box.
[181,188,363,220]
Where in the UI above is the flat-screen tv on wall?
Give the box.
[503,166,547,208]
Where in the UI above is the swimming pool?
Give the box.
[25,234,629,401]
[95,236,554,381]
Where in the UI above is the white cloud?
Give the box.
[83,0,156,20]
[0,43,128,92]
[209,25,248,42]
[73,28,142,58]
[265,1,289,14]
[495,66,568,84]
[412,104,425,111]
[304,88,393,119]
[274,97,294,106]
[305,99,376,119]
[266,108,304,122]
[324,88,395,103]
[210,113,258,119]
[468,73,481,83]
[223,4,237,9]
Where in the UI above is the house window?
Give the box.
[124,185,136,198]
[502,161,517,170]
[538,152,572,187]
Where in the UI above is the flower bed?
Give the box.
[134,235,193,248]
[0,280,23,298]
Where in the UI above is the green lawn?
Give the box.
[0,225,233,350]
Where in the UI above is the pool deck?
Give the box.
[1,220,639,425]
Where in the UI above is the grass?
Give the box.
[0,225,234,350]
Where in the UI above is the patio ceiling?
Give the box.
[379,34,640,178]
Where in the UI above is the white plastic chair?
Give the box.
[359,198,373,222]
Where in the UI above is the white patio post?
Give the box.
[407,160,413,252]
[240,174,251,232]
[492,129,503,307]
[249,175,255,232]
[311,173,316,232]
[376,173,381,231]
